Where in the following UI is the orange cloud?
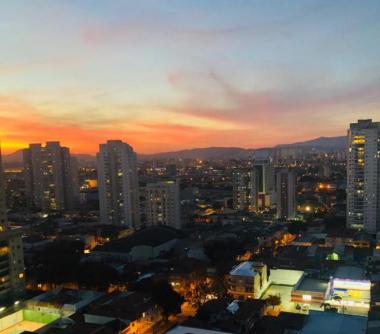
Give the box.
[2,63,378,157]
[0,94,243,154]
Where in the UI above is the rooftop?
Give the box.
[95,226,180,254]
[83,291,155,322]
[295,278,328,293]
[301,310,367,334]
[334,266,365,280]
[229,262,257,277]
[167,326,232,334]
[252,312,306,334]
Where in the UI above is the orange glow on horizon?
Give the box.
[0,93,349,155]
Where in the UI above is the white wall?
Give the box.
[0,310,23,331]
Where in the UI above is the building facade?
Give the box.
[23,142,78,212]
[97,140,140,228]
[145,181,181,229]
[252,157,275,210]
[232,169,255,212]
[232,157,275,213]
[347,119,380,234]
[0,151,25,303]
[227,261,268,300]
[276,169,296,220]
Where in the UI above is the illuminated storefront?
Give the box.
[326,277,371,310]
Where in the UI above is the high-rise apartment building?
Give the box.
[97,140,140,228]
[232,157,275,212]
[232,169,255,212]
[145,181,181,229]
[23,142,78,212]
[276,169,296,220]
[252,157,275,210]
[0,151,25,303]
[347,119,380,234]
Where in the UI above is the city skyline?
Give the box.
[1,1,380,154]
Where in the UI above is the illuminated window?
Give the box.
[302,295,312,301]
[352,136,365,145]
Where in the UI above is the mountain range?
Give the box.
[2,136,346,166]
[139,136,346,160]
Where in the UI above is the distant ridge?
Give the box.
[276,136,346,149]
[3,135,346,165]
[138,147,254,160]
[139,136,346,160]
[3,149,23,164]
[2,150,97,168]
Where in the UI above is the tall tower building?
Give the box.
[252,156,275,209]
[97,140,140,228]
[347,119,380,233]
[232,169,255,212]
[23,142,78,212]
[0,150,25,302]
[145,181,181,229]
[232,156,275,213]
[276,169,296,220]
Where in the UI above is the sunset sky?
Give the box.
[1,1,380,154]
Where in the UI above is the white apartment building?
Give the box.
[347,119,380,234]
[23,142,78,211]
[145,181,181,229]
[97,140,140,228]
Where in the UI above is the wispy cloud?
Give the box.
[1,1,379,153]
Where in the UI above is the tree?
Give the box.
[133,279,184,319]
[204,239,245,262]
[100,224,120,241]
[76,262,119,290]
[35,240,84,284]
[153,280,184,319]
[267,294,281,309]
[196,307,211,322]
[185,271,211,309]
[287,222,307,235]
[209,275,227,299]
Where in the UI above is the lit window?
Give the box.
[302,295,312,301]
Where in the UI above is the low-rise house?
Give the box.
[27,288,103,317]
[51,291,164,334]
[227,262,268,300]
[184,298,266,333]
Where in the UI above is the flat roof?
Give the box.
[0,320,46,334]
[167,326,232,334]
[335,266,365,280]
[95,226,179,253]
[230,262,257,277]
[295,278,328,293]
[301,310,367,334]
[270,269,304,286]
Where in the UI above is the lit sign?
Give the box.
[333,279,371,291]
